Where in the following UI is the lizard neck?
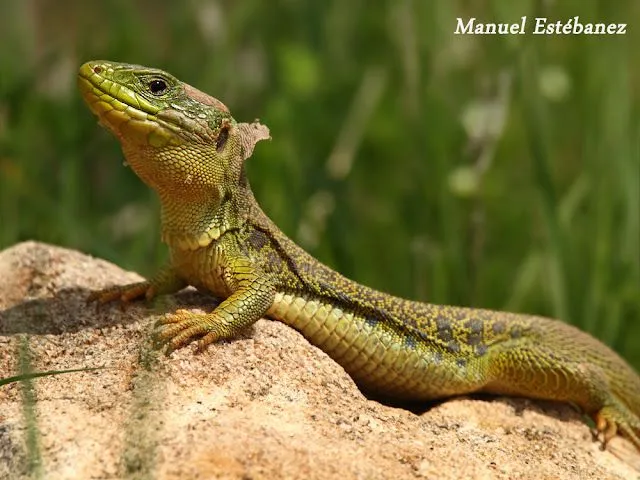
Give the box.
[157,179,257,251]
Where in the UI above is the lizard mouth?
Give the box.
[78,61,183,147]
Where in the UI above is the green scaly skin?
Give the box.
[78,60,640,451]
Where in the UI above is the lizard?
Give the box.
[77,60,640,451]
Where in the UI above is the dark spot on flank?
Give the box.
[404,336,417,349]
[465,318,484,346]
[333,290,353,305]
[436,315,453,342]
[465,318,483,333]
[510,326,522,339]
[467,333,482,346]
[435,315,450,329]
[247,229,269,250]
[446,340,460,354]
[492,321,507,335]
[475,344,488,357]
[456,358,467,368]
[454,310,468,321]
[365,316,379,328]
[432,351,442,365]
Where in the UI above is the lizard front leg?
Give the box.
[156,258,275,353]
[88,263,187,304]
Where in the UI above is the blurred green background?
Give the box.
[1,0,638,367]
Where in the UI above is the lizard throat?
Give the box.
[158,194,242,251]
[162,225,227,251]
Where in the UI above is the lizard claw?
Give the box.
[593,403,640,451]
[87,281,155,307]
[594,411,618,450]
[156,309,193,325]
[155,310,220,353]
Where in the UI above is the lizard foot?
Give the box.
[87,281,156,306]
[155,310,221,353]
[593,402,640,451]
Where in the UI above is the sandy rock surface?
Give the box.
[0,241,639,479]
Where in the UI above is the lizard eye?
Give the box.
[148,79,168,95]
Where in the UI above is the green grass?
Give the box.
[0,0,638,370]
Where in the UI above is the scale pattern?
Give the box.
[78,60,640,450]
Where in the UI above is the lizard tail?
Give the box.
[484,317,640,449]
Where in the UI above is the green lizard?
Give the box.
[78,60,640,451]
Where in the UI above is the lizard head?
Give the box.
[78,60,270,204]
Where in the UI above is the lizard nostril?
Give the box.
[93,66,103,74]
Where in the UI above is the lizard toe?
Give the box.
[196,332,221,352]
[593,402,640,451]
[156,309,195,325]
[165,326,209,353]
[87,281,152,305]
[156,311,213,352]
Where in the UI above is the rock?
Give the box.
[0,241,638,479]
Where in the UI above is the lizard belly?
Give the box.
[267,292,485,400]
[170,245,231,298]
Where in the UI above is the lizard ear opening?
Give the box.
[216,124,230,152]
[237,121,271,161]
